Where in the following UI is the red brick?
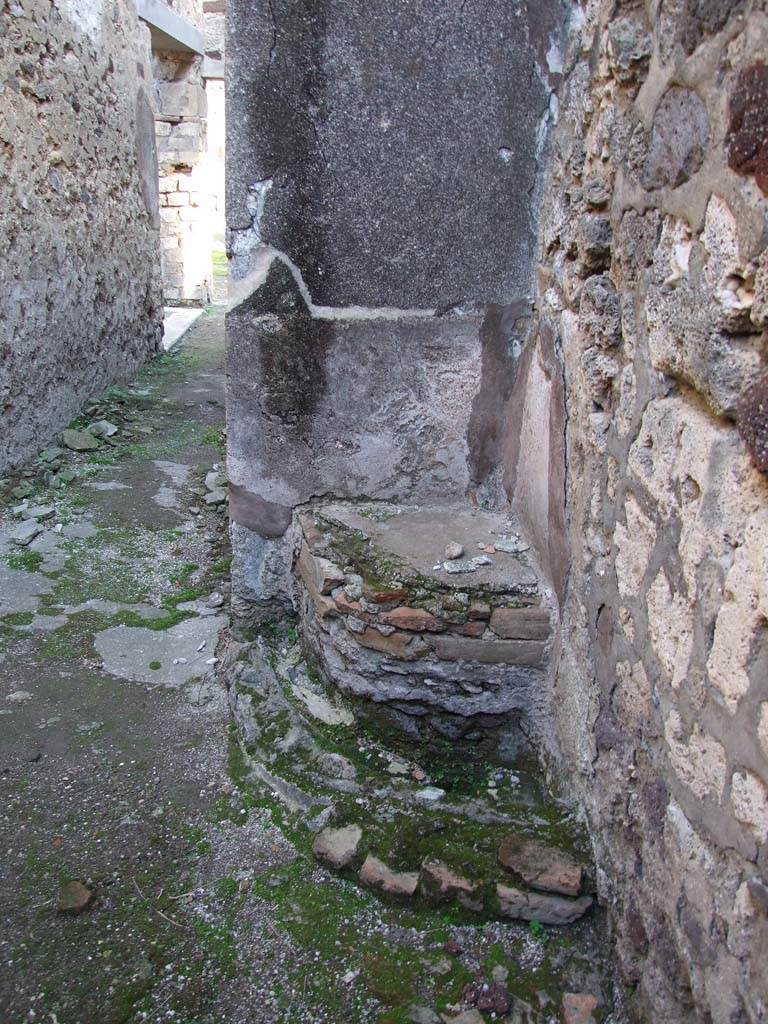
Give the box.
[365,587,410,605]
[380,606,444,632]
[357,628,417,659]
[334,592,364,616]
[452,621,485,637]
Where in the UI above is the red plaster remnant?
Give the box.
[727,63,768,196]
[737,374,768,473]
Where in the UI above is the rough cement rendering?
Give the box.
[226,0,571,627]
[0,0,164,475]
[226,0,570,306]
[537,3,768,1021]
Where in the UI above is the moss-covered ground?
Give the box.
[0,309,621,1022]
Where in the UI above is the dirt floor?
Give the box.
[0,310,623,1024]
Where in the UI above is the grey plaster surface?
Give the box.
[316,502,540,593]
[227,261,484,536]
[227,0,570,307]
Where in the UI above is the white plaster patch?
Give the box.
[94,615,226,687]
[152,461,191,510]
[291,682,354,727]
[86,480,131,491]
[57,0,101,39]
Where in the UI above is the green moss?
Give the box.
[215,876,239,901]
[211,555,232,575]
[5,550,44,572]
[203,426,227,456]
[39,611,111,661]
[149,660,162,670]
[2,611,34,626]
[361,949,420,1006]
[528,920,547,942]
[212,249,228,279]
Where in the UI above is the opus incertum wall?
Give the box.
[225,0,572,622]
[0,0,163,474]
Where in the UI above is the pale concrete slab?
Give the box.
[94,615,227,686]
[162,307,204,351]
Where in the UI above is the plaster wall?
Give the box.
[0,0,163,475]
[225,0,572,624]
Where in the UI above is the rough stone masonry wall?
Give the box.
[537,2,768,1020]
[0,0,163,475]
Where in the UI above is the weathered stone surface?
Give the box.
[333,591,363,617]
[646,196,765,417]
[359,855,418,897]
[419,860,482,910]
[562,993,598,1024]
[444,542,464,560]
[576,214,612,272]
[9,520,43,547]
[58,881,94,915]
[296,543,339,620]
[440,1011,484,1024]
[356,628,417,660]
[738,373,768,473]
[578,275,621,349]
[467,601,491,620]
[227,0,570,306]
[497,835,583,897]
[227,263,487,538]
[727,63,768,195]
[62,430,100,453]
[314,557,346,595]
[204,488,227,506]
[607,17,652,84]
[453,621,486,637]
[489,608,550,642]
[640,87,710,190]
[312,825,363,869]
[0,0,163,474]
[427,636,546,668]
[496,883,592,925]
[540,3,768,1019]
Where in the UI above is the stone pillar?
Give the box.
[155,51,212,305]
[226,0,572,625]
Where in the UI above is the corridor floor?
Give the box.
[0,311,617,1024]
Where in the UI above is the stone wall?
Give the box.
[536,2,768,1020]
[0,0,163,476]
[203,0,224,65]
[294,502,553,761]
[154,47,212,305]
[226,0,572,623]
